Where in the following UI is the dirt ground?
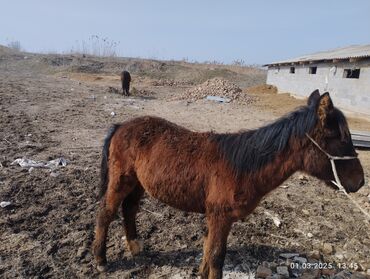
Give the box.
[1,48,370,278]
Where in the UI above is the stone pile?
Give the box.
[175,78,255,104]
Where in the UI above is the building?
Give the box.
[265,45,370,116]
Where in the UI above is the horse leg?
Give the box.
[121,80,125,95]
[199,229,209,276]
[199,215,232,279]
[93,174,134,272]
[122,185,144,256]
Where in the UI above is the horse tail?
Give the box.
[99,124,121,199]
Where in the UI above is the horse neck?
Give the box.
[250,137,306,195]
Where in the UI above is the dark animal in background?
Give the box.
[92,90,364,278]
[120,70,131,96]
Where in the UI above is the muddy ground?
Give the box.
[1,47,370,278]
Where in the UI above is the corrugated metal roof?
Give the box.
[265,44,370,66]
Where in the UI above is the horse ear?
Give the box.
[307,89,320,106]
[317,92,334,125]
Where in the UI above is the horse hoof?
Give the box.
[97,264,107,272]
[126,239,144,256]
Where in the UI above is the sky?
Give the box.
[1,0,370,65]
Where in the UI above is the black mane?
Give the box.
[212,106,318,176]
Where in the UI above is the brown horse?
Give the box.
[92,90,364,278]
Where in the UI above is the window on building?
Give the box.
[290,67,295,74]
[343,69,360,79]
[309,66,317,74]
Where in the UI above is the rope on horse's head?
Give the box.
[305,133,370,222]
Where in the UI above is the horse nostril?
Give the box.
[359,178,365,187]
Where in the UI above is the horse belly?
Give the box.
[136,167,206,213]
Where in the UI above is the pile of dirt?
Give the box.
[246,84,278,94]
[0,45,20,56]
[70,61,105,73]
[174,78,255,104]
[0,45,27,62]
[41,56,73,67]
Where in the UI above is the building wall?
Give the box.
[266,60,370,115]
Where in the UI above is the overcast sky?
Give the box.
[1,0,370,64]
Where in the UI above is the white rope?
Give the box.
[305,133,357,160]
[329,160,370,222]
[306,133,370,222]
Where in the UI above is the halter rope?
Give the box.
[305,133,370,221]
